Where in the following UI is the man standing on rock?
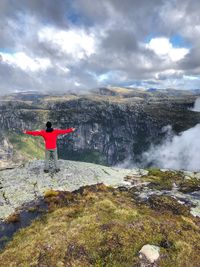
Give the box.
[24,121,75,173]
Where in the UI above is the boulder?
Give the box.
[139,244,160,265]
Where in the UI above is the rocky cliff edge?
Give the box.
[0,160,200,221]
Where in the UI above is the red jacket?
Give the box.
[25,128,74,149]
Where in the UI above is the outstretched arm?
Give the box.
[56,128,76,135]
[23,130,42,136]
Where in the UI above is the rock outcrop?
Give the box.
[0,159,147,220]
[1,160,200,221]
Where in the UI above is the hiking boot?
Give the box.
[44,169,49,173]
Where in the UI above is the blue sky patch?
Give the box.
[0,48,15,54]
[145,34,191,49]
[170,34,191,48]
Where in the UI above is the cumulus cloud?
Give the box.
[38,26,96,60]
[145,37,189,62]
[1,52,52,72]
[0,0,200,93]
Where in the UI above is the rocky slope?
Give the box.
[0,159,146,220]
[0,160,200,221]
[0,88,200,167]
[0,161,200,266]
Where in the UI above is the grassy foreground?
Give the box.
[0,184,200,266]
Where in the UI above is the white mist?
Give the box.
[142,123,200,171]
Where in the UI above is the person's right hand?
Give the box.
[72,128,76,132]
[23,130,27,134]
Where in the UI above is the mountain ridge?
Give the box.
[1,89,200,168]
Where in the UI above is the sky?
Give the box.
[0,0,200,94]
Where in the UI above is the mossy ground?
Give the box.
[179,178,200,193]
[143,168,200,194]
[0,184,200,267]
[143,168,185,190]
[148,195,190,216]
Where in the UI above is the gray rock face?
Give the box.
[0,92,200,166]
[0,159,200,221]
[0,159,143,220]
[0,137,13,168]
[50,96,200,165]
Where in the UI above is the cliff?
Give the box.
[0,88,200,167]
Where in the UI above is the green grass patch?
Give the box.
[8,133,45,160]
[0,184,200,266]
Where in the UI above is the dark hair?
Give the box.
[46,121,52,128]
[46,121,53,132]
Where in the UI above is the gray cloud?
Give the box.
[102,29,138,53]
[180,44,200,72]
[0,0,200,94]
[0,0,70,27]
[0,62,39,94]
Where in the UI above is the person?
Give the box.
[24,121,75,173]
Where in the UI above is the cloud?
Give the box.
[0,0,199,93]
[38,26,96,60]
[145,37,189,62]
[0,0,70,27]
[1,52,52,72]
[142,122,200,172]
